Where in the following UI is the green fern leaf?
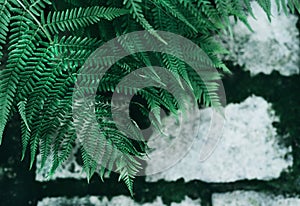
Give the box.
[17,100,30,132]
[123,0,167,44]
[45,6,129,33]
[0,0,12,59]
[257,0,272,20]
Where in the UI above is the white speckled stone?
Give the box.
[37,196,201,206]
[221,1,299,76]
[212,191,300,206]
[146,96,293,182]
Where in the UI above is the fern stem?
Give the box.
[16,0,53,43]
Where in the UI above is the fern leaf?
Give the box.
[287,0,300,14]
[0,0,50,143]
[0,0,12,59]
[20,120,31,161]
[17,100,30,132]
[1,0,294,195]
[116,155,141,196]
[151,0,197,32]
[256,0,272,20]
[123,0,167,44]
[45,6,129,33]
[243,0,256,18]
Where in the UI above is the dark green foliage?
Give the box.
[0,0,299,195]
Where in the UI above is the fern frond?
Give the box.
[123,0,167,44]
[50,114,75,174]
[285,0,300,14]
[0,0,51,143]
[117,154,141,196]
[0,0,12,59]
[1,0,297,195]
[178,0,217,32]
[151,0,197,32]
[256,0,272,20]
[17,100,30,132]
[45,6,129,33]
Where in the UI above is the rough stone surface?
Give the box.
[146,95,292,182]
[212,191,300,206]
[37,196,201,206]
[221,1,300,76]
